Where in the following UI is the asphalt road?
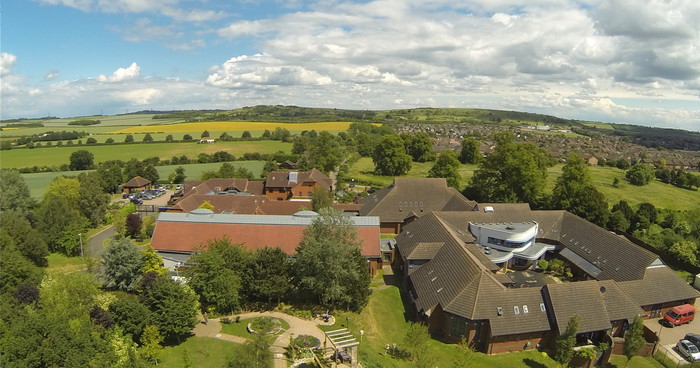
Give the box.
[88,226,116,260]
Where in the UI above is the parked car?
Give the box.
[685,333,700,349]
[175,184,183,190]
[678,340,700,361]
[663,304,695,327]
[165,184,173,189]
[122,193,130,199]
[130,197,143,205]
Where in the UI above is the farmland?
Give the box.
[21,161,266,199]
[109,121,357,134]
[1,141,291,169]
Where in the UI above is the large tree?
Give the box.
[403,132,436,162]
[309,131,344,172]
[294,208,371,311]
[625,163,655,186]
[427,150,462,189]
[35,193,87,255]
[464,131,550,203]
[552,154,610,227]
[140,276,199,342]
[0,212,48,266]
[96,160,124,194]
[0,232,44,294]
[459,137,481,164]
[247,247,291,304]
[69,149,95,170]
[78,172,110,227]
[185,238,248,314]
[372,134,412,176]
[100,238,145,292]
[0,170,35,215]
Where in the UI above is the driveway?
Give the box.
[644,298,700,365]
[88,226,116,259]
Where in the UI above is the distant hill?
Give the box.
[148,105,700,151]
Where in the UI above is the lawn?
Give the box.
[46,253,86,275]
[21,170,95,199]
[1,140,291,168]
[159,337,240,368]
[320,286,560,368]
[606,355,665,367]
[220,317,290,338]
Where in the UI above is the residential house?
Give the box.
[394,205,699,355]
[583,154,599,166]
[122,176,151,194]
[199,137,215,143]
[264,169,332,201]
[357,177,477,234]
[150,210,383,273]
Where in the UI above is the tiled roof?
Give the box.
[124,176,151,188]
[597,280,646,322]
[170,194,310,215]
[618,266,700,307]
[151,211,380,257]
[544,281,612,335]
[358,178,477,222]
[265,168,332,189]
[407,242,444,260]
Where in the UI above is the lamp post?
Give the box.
[78,233,84,258]
[346,316,350,331]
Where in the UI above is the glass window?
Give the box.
[450,315,468,337]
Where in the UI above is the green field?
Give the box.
[1,141,291,169]
[349,158,699,210]
[20,161,266,199]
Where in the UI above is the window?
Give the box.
[540,303,546,312]
[514,306,520,315]
[450,316,468,337]
[523,305,529,314]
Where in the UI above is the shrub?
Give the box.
[293,335,320,349]
[537,259,549,271]
[221,317,232,324]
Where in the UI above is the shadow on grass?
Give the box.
[523,358,549,368]
[389,264,417,323]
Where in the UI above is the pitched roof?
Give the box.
[406,242,444,260]
[597,280,647,322]
[358,178,477,222]
[170,194,311,215]
[124,176,151,188]
[618,266,700,307]
[265,169,332,189]
[151,211,381,257]
[544,281,612,335]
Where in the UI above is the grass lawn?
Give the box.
[1,140,291,169]
[220,317,290,338]
[21,170,94,199]
[159,337,240,368]
[606,355,665,367]
[46,253,86,275]
[320,286,559,368]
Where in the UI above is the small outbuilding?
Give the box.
[123,176,152,194]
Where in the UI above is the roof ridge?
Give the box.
[362,178,397,216]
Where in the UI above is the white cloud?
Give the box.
[0,52,17,77]
[37,0,227,21]
[44,69,60,81]
[117,88,162,104]
[97,62,141,83]
[206,54,332,87]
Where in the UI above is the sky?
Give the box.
[1,0,699,131]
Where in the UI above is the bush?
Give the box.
[221,317,232,324]
[293,335,320,349]
[537,259,549,271]
[549,259,565,276]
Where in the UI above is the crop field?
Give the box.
[109,121,356,134]
[581,121,615,130]
[1,141,291,169]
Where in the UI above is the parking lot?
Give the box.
[116,188,176,208]
[644,299,700,364]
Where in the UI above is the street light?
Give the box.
[78,233,84,258]
[346,316,350,331]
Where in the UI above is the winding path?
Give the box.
[192,311,331,368]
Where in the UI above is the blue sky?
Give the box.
[2,0,699,131]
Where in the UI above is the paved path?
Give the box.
[192,311,331,368]
[88,225,116,259]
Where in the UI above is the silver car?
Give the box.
[677,339,700,361]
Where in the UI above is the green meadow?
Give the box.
[1,141,291,169]
[349,158,699,211]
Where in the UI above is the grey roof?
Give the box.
[559,247,603,278]
[618,266,700,307]
[597,280,647,322]
[544,281,612,335]
[358,178,477,222]
[407,242,444,260]
[156,211,380,227]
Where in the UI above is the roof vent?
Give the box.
[497,307,504,316]
[514,306,520,315]
[506,225,515,230]
[436,287,444,293]
[600,286,606,293]
[484,206,494,213]
[540,303,546,312]
[523,305,529,314]
[431,277,437,282]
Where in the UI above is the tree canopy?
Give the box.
[427,150,462,189]
[100,238,145,292]
[294,208,371,311]
[372,134,412,176]
[69,149,95,170]
[552,154,610,227]
[459,137,481,164]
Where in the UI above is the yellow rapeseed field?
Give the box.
[109,121,362,134]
